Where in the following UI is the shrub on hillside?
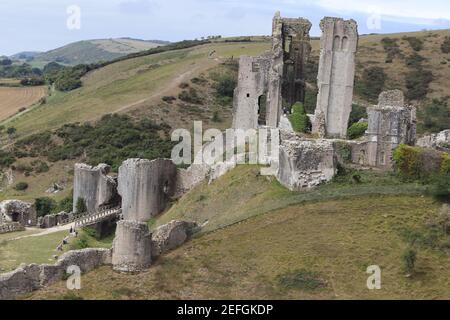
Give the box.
[14,182,29,191]
[405,53,426,67]
[215,74,237,98]
[178,88,203,104]
[348,104,368,127]
[402,247,417,275]
[403,36,424,51]
[46,114,174,171]
[57,196,73,213]
[441,36,450,54]
[288,102,310,133]
[75,197,87,214]
[0,150,15,168]
[35,197,57,217]
[347,122,368,140]
[20,77,45,86]
[381,37,401,62]
[355,67,387,102]
[405,68,433,101]
[393,144,447,182]
[418,99,450,134]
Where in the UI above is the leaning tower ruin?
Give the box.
[313,17,358,139]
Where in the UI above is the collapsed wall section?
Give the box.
[277,133,336,190]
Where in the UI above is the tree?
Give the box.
[76,197,87,213]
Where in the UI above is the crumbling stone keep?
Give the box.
[118,159,177,221]
[233,12,311,130]
[313,17,358,138]
[73,163,117,213]
[351,90,416,170]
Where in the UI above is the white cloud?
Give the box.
[315,0,450,21]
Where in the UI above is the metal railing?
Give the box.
[74,207,122,228]
[58,205,122,228]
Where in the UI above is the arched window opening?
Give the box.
[258,95,267,126]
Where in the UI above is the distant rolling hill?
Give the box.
[12,38,170,67]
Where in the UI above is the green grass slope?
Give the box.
[25,193,449,300]
[154,166,426,233]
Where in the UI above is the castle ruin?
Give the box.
[233,12,311,130]
[313,17,358,139]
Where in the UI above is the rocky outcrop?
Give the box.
[118,159,177,221]
[0,248,112,300]
[417,130,450,149]
[151,220,198,258]
[0,200,36,226]
[112,220,152,273]
[277,134,336,190]
[73,163,117,213]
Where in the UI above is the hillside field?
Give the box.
[21,166,449,300]
[0,86,47,121]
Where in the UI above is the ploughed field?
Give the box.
[0,86,47,121]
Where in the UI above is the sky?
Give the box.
[1,0,450,56]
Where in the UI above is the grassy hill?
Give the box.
[22,166,449,300]
[13,38,170,68]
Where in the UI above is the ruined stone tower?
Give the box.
[313,17,358,139]
[365,90,417,170]
[73,163,117,213]
[280,17,312,107]
[233,12,311,130]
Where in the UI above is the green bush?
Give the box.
[288,102,310,133]
[402,247,417,274]
[355,67,387,102]
[215,74,236,98]
[178,88,203,104]
[57,196,73,213]
[405,53,426,67]
[0,150,15,168]
[348,104,368,127]
[418,99,450,134]
[441,36,450,54]
[403,36,424,51]
[393,144,448,183]
[381,37,401,62]
[405,68,433,101]
[16,114,175,172]
[35,197,57,217]
[7,127,16,136]
[347,122,368,140]
[14,182,29,191]
[76,197,87,214]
